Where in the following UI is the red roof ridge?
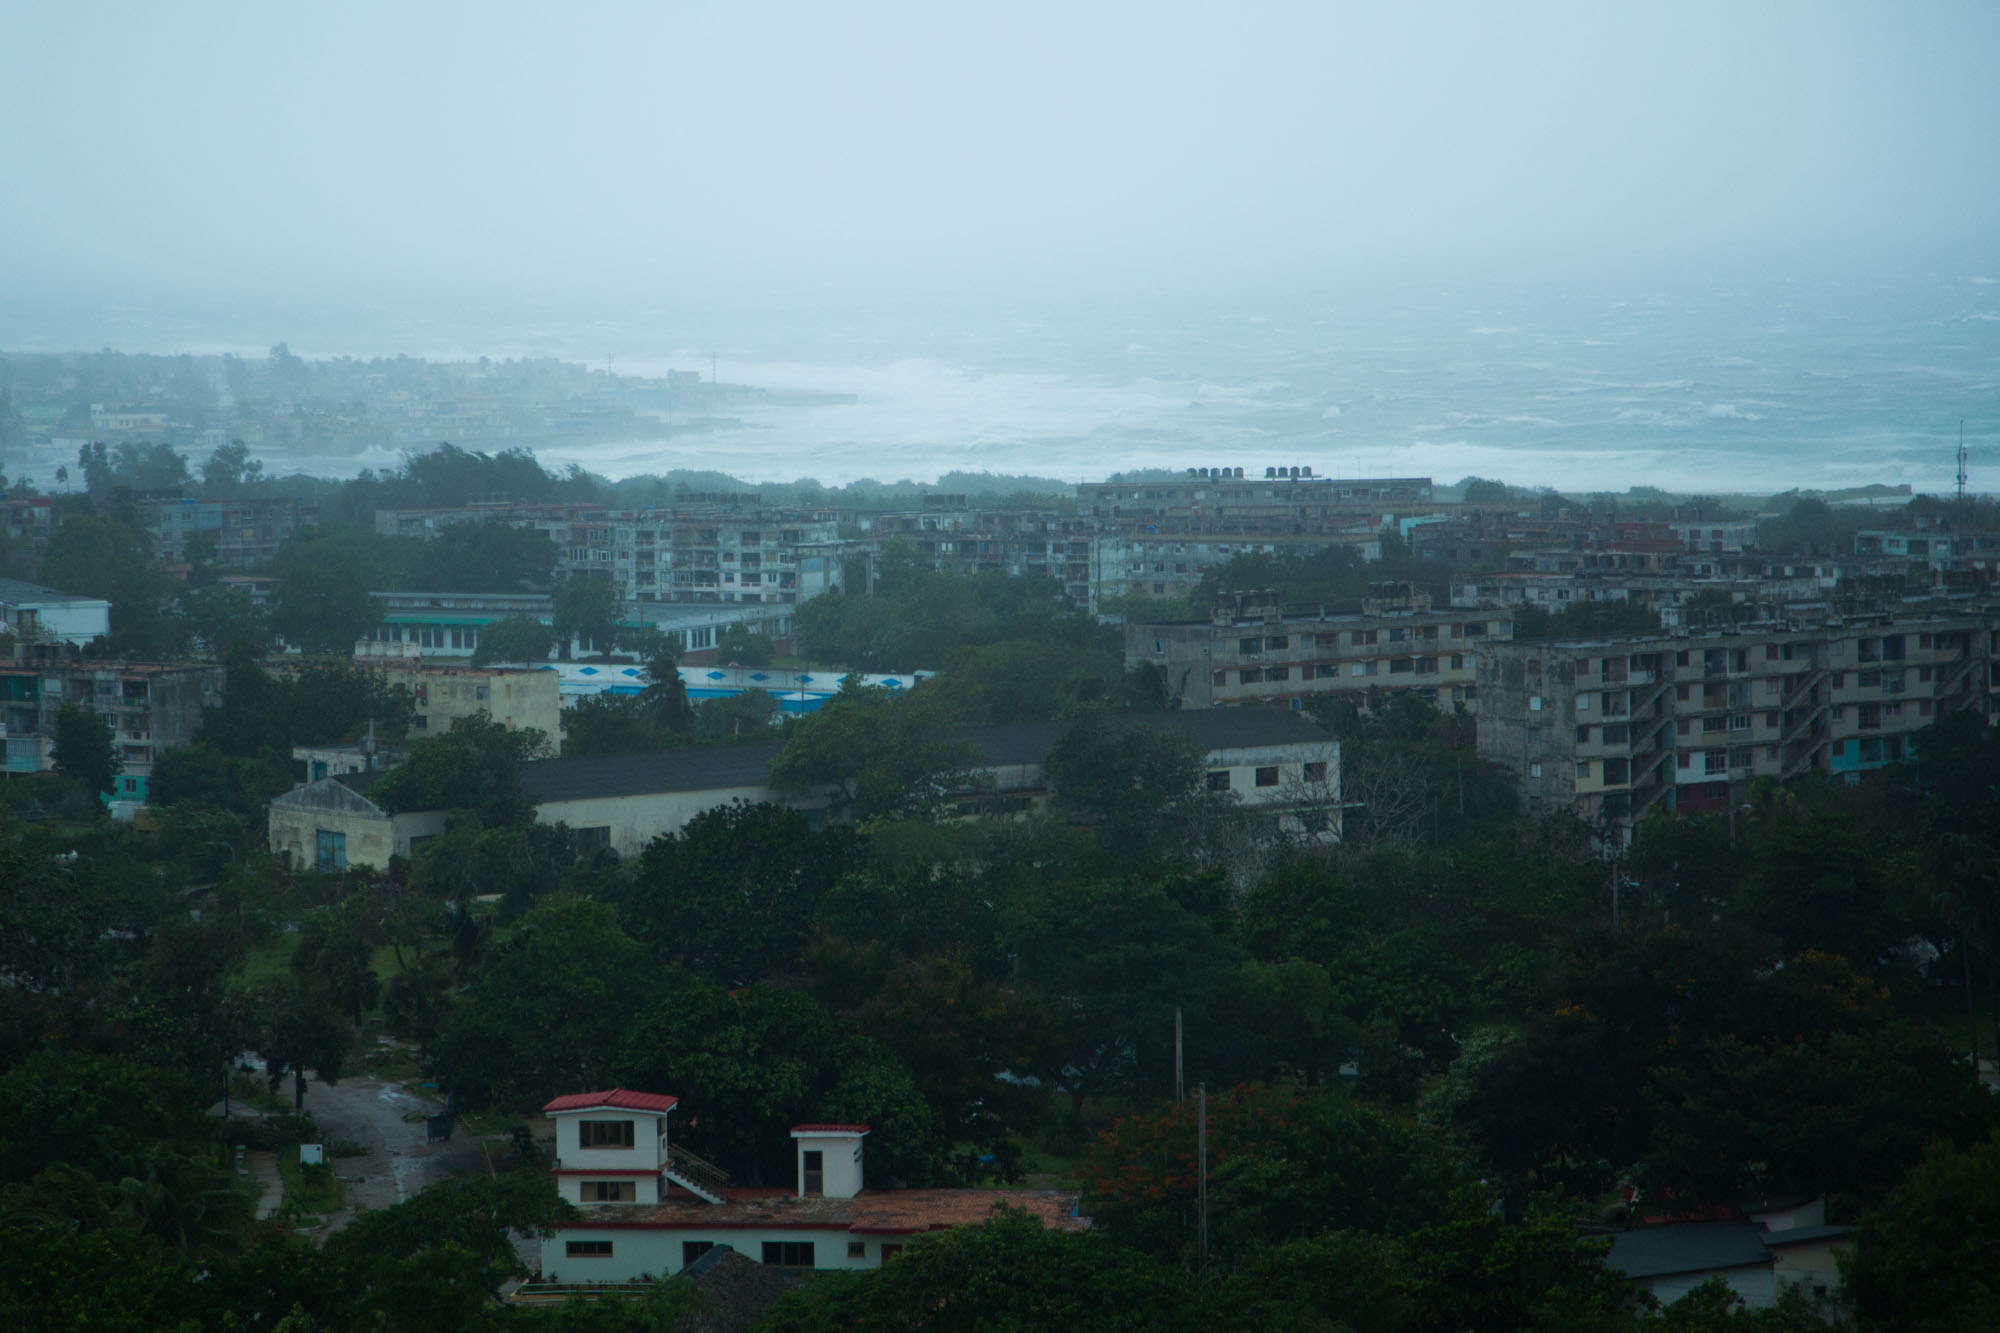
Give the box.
[542,1089,681,1114]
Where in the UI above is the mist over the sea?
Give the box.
[3,267,1993,497]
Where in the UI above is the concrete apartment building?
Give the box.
[355,661,564,740]
[0,656,223,808]
[1126,585,1511,713]
[1476,606,1998,827]
[133,493,322,567]
[373,502,840,606]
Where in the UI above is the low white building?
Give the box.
[0,577,111,648]
[538,1088,1083,1285]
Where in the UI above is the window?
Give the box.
[1206,771,1232,791]
[762,1242,816,1267]
[566,1241,613,1259]
[1239,668,1262,685]
[1254,766,1279,788]
[1529,696,1542,711]
[1576,761,1591,780]
[1265,666,1289,682]
[848,1241,867,1259]
[584,1180,635,1202]
[576,826,612,848]
[315,829,347,872]
[1238,637,1262,655]
[1351,661,1378,676]
[1389,627,1408,642]
[1302,761,1328,783]
[1267,635,1289,650]
[1529,762,1543,779]
[579,1120,636,1148]
[1450,653,1464,670]
[1317,664,1340,678]
[802,1150,824,1196]
[1212,671,1228,688]
[1389,658,1413,674]
[1351,629,1377,646]
[1705,750,1727,774]
[1577,725,1592,742]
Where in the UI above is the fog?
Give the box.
[4,1,1996,308]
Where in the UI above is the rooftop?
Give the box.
[0,577,100,605]
[1607,1223,1773,1279]
[543,1089,682,1115]
[572,1187,1085,1236]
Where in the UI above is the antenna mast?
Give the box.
[1957,420,1969,502]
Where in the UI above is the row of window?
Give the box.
[564,1239,897,1267]
[1236,624,1493,656]
[1221,655,1468,687]
[1205,761,1328,791]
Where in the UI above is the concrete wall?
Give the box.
[543,1226,878,1284]
[553,1111,669,1172]
[267,787,447,872]
[536,787,825,858]
[1641,1264,1776,1311]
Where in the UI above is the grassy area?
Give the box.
[229,1072,290,1114]
[235,931,302,986]
[277,1149,342,1218]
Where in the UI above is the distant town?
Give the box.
[2,351,1996,1328]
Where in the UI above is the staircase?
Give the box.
[1778,667,1829,780]
[664,1142,731,1205]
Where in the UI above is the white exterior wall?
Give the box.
[793,1132,866,1198]
[544,1226,877,1284]
[552,1110,669,1171]
[555,1173,664,1207]
[14,597,112,646]
[536,787,824,857]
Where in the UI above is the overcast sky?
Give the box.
[4,1,1996,306]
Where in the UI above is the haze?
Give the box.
[4,0,1997,311]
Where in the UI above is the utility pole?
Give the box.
[1174,1007,1184,1103]
[1196,1083,1209,1271]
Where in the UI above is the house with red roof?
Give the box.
[538,1089,1085,1284]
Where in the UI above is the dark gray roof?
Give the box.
[0,577,95,604]
[955,708,1332,767]
[518,741,787,805]
[511,708,1330,807]
[333,771,383,796]
[1608,1223,1773,1279]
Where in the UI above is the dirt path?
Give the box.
[296,1071,488,1233]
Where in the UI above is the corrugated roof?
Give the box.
[542,1089,681,1115]
[790,1124,870,1135]
[1608,1223,1773,1278]
[513,709,1330,808]
[0,577,97,605]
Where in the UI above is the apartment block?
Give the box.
[1476,608,1999,827]
[1126,585,1511,713]
[0,656,224,808]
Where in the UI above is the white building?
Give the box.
[0,577,112,648]
[538,1088,1082,1284]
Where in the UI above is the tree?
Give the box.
[428,522,556,592]
[201,440,263,495]
[552,576,620,658]
[757,1207,1205,1333]
[694,687,778,741]
[612,981,938,1186]
[470,613,555,665]
[176,582,272,655]
[51,702,118,798]
[769,681,976,823]
[369,714,548,826]
[636,640,694,734]
[1848,1130,2000,1332]
[430,897,652,1108]
[716,622,774,666]
[559,694,686,757]
[39,511,175,655]
[617,802,859,984]
[1043,713,1210,860]
[1080,1085,1467,1262]
[271,564,381,655]
[243,973,351,1110]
